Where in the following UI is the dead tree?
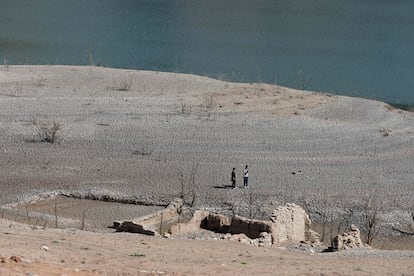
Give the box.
[360,192,384,246]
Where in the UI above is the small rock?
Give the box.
[223,233,232,240]
[350,224,358,231]
[230,233,251,244]
[22,257,32,263]
[41,245,49,251]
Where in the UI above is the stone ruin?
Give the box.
[113,199,320,247]
[113,199,183,235]
[330,224,370,251]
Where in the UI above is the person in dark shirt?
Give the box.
[231,167,236,188]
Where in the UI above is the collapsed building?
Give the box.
[113,199,320,247]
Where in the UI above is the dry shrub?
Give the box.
[108,78,133,91]
[39,122,62,144]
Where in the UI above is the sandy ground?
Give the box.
[1,218,414,276]
[1,65,414,274]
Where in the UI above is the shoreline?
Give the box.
[388,103,414,112]
[3,64,414,107]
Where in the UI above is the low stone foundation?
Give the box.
[113,201,320,247]
[113,198,183,236]
[169,202,319,246]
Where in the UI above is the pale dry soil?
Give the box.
[1,65,414,274]
[1,219,414,276]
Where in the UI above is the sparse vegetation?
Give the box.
[54,204,58,228]
[179,101,191,114]
[379,127,392,137]
[36,121,63,144]
[177,162,200,207]
[178,171,185,199]
[3,58,9,70]
[388,103,414,112]
[107,78,133,91]
[358,189,384,246]
[80,207,90,231]
[205,95,213,109]
[86,50,103,66]
[33,77,47,87]
[129,253,146,257]
[132,146,154,156]
[188,163,200,207]
[159,212,164,235]
[294,70,312,90]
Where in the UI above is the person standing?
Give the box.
[243,165,249,189]
[231,168,236,188]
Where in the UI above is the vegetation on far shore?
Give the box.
[388,103,414,112]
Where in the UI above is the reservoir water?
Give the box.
[1,0,413,104]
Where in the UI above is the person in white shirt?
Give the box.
[243,165,249,189]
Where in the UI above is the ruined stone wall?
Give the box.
[331,224,369,251]
[113,199,183,235]
[169,210,209,235]
[169,203,315,246]
[229,216,272,239]
[114,201,318,247]
[270,203,310,244]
